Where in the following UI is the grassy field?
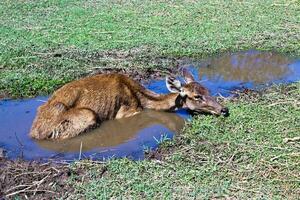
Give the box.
[0,0,299,97]
[1,84,299,199]
[67,83,300,199]
[0,0,300,199]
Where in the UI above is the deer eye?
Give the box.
[194,95,204,101]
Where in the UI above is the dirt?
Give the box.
[0,154,159,199]
[90,66,178,83]
[81,48,184,83]
[0,158,91,199]
[37,46,184,83]
[0,157,111,199]
[0,140,176,199]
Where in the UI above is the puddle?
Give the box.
[1,50,299,161]
[0,98,187,161]
[181,50,300,96]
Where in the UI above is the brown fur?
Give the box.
[30,70,228,140]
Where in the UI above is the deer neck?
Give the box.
[139,90,184,111]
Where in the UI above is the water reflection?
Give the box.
[199,50,292,83]
[36,110,184,153]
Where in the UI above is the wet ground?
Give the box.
[1,50,299,161]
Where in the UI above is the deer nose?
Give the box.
[221,107,229,117]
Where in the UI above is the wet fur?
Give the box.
[30,74,180,140]
[30,71,228,140]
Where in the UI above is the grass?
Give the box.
[1,0,300,199]
[67,83,300,199]
[1,0,300,97]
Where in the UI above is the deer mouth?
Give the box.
[188,110,217,116]
[189,108,229,117]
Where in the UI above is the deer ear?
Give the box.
[182,68,195,83]
[166,76,182,93]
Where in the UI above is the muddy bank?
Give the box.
[0,152,166,199]
[0,46,184,100]
[0,158,73,199]
[72,47,183,82]
[0,158,108,199]
[89,66,178,84]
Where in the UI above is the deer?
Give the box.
[30,68,229,140]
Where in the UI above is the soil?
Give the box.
[62,46,184,82]
[0,158,68,199]
[0,141,176,199]
[43,46,185,84]
[90,66,179,84]
[0,157,94,199]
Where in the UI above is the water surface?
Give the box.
[0,98,187,161]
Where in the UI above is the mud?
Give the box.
[0,158,102,199]
[89,66,177,84]
[43,46,182,84]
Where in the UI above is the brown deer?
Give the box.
[30,69,229,140]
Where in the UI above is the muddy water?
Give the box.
[0,98,187,160]
[1,50,299,161]
[37,110,185,154]
[180,50,300,96]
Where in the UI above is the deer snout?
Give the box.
[221,107,229,117]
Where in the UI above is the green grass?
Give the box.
[1,0,300,97]
[67,83,300,199]
[1,1,300,199]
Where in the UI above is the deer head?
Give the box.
[166,69,229,117]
